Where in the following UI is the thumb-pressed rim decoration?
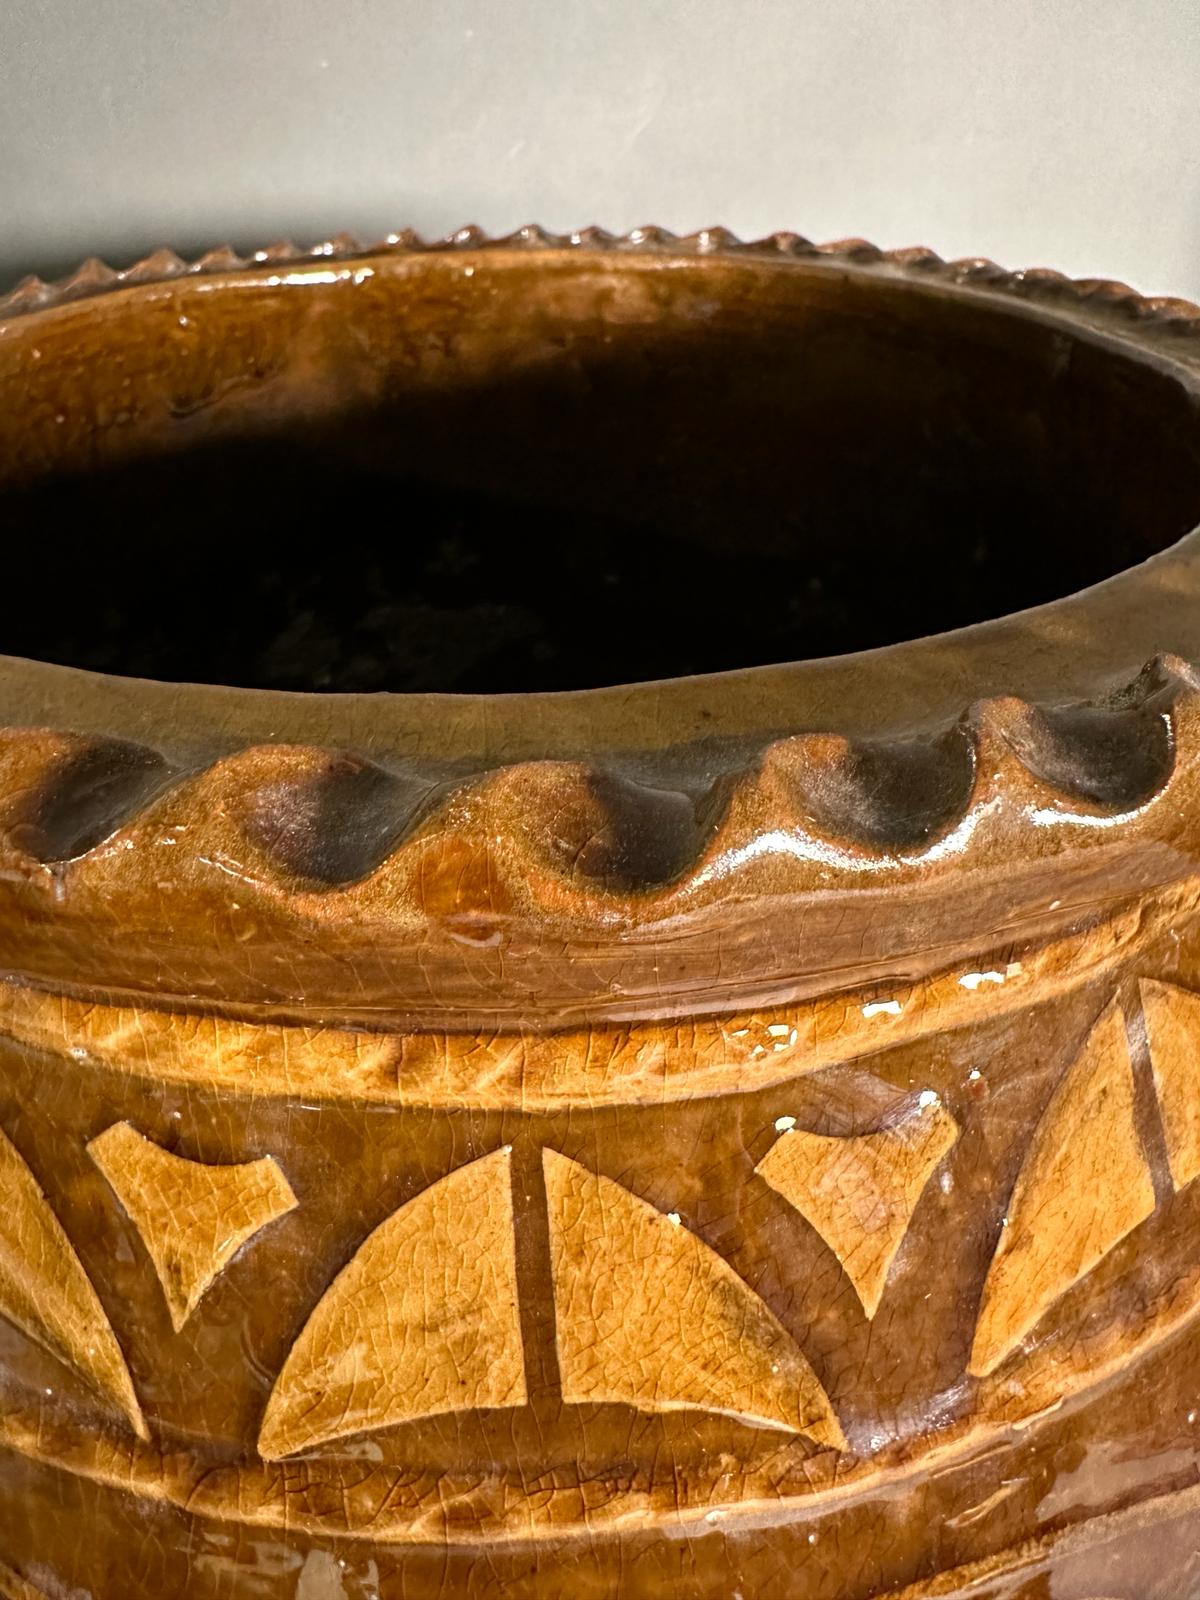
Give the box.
[0,227,1199,1024]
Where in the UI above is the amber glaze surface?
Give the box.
[1,228,1200,1597]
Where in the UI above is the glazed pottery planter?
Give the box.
[1,228,1200,1599]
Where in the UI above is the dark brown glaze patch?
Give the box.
[6,736,175,863]
[240,750,439,888]
[779,725,977,850]
[1001,697,1176,810]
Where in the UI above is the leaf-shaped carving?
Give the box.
[970,1002,1155,1376]
[258,1147,525,1459]
[0,1127,145,1437]
[1141,979,1200,1191]
[543,1149,844,1447]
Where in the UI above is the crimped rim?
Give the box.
[4,223,1200,341]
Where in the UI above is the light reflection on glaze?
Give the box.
[690,796,1002,888]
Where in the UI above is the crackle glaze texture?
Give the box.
[2,228,1200,1598]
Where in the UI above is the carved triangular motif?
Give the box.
[756,1097,958,1318]
[89,1122,297,1332]
[542,1149,844,1447]
[970,1001,1155,1376]
[258,1146,525,1460]
[0,1126,145,1437]
[1141,979,1200,1192]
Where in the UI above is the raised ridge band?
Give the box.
[0,656,1192,1020]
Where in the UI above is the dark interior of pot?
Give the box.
[1,253,1199,693]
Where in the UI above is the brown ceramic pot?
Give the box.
[1,228,1200,1599]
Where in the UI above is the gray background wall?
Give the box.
[2,0,1199,298]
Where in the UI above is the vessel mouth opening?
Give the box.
[1,258,1200,694]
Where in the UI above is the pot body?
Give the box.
[1,232,1200,1599]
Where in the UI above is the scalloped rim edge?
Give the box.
[3,225,1200,342]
